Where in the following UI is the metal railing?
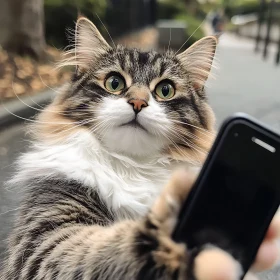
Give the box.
[105,0,157,38]
[255,0,280,65]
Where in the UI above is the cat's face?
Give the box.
[40,18,217,164]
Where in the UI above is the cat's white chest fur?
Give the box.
[14,130,175,220]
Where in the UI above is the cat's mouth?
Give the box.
[121,119,148,132]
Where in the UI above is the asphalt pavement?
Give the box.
[208,33,280,130]
[0,33,280,278]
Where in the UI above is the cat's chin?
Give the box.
[120,119,149,133]
[101,125,166,157]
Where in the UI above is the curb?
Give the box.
[0,89,56,130]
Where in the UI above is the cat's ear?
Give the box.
[74,17,111,69]
[176,36,218,89]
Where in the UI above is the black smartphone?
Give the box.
[173,113,280,277]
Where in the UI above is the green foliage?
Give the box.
[44,0,107,15]
[44,0,108,47]
[175,13,205,46]
[218,0,259,16]
[157,0,186,20]
[221,0,258,7]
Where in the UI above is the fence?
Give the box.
[255,0,280,65]
[44,0,157,48]
[105,0,157,38]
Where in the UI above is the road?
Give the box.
[208,33,280,130]
[0,124,28,263]
[0,34,280,278]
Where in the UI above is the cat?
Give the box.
[1,17,245,280]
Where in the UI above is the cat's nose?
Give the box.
[128,98,148,113]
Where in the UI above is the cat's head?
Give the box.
[38,17,217,165]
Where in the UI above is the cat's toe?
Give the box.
[163,168,196,206]
[149,168,197,235]
[192,245,243,280]
[153,236,187,277]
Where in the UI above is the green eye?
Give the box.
[155,81,175,99]
[105,75,125,93]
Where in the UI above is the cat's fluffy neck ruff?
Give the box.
[12,130,181,220]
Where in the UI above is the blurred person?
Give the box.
[212,9,225,34]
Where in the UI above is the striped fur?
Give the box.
[0,18,244,280]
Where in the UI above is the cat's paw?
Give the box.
[137,169,280,280]
[191,245,243,280]
[135,169,195,278]
[149,168,197,236]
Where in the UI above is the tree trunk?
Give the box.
[0,0,45,60]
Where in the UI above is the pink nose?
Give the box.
[128,98,148,113]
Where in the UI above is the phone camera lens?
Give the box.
[234,132,239,138]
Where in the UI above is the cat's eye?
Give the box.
[105,74,125,93]
[155,81,175,99]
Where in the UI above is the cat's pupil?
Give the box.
[111,78,119,90]
[162,85,170,96]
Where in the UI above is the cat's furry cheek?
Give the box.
[193,246,243,280]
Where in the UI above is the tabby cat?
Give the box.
[1,17,250,280]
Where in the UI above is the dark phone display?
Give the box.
[174,121,280,272]
[185,163,275,265]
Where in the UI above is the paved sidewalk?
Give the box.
[207,33,280,132]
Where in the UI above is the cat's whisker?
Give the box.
[170,124,212,146]
[153,129,167,148]
[42,119,96,139]
[89,118,113,136]
[172,133,208,155]
[169,118,214,135]
[6,84,99,120]
[166,124,197,140]
[167,128,208,157]
[161,130,201,165]
[38,74,62,94]
[96,121,115,138]
[28,96,47,110]
[169,124,201,141]
[170,143,200,165]
[0,103,70,125]
[95,13,116,49]
[175,16,207,55]
[165,125,209,153]
[0,207,21,217]
[168,118,215,136]
[11,82,68,115]
[168,28,172,52]
[0,102,93,126]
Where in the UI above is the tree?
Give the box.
[0,0,45,60]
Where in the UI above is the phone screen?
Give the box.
[174,120,280,272]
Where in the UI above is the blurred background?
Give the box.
[0,0,280,278]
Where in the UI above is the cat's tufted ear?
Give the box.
[177,36,218,89]
[74,17,111,69]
